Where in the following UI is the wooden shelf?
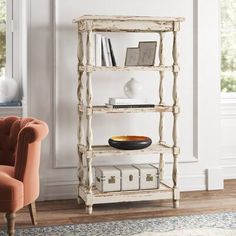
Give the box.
[79,105,175,114]
[74,15,185,23]
[73,15,184,33]
[79,65,173,72]
[79,182,174,205]
[78,143,176,157]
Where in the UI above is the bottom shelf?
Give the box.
[79,182,175,205]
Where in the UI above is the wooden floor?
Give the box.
[0,180,235,229]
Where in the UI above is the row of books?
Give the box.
[94,34,117,67]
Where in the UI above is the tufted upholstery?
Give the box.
[0,116,48,235]
[0,116,37,166]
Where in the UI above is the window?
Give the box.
[0,0,13,79]
[0,0,7,75]
[221,0,236,92]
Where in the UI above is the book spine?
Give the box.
[101,36,109,66]
[105,37,112,66]
[93,33,96,66]
[95,34,102,66]
[108,38,117,66]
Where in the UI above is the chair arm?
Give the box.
[14,120,48,182]
[18,120,49,144]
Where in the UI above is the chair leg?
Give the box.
[3,213,7,223]
[6,213,16,236]
[28,202,37,225]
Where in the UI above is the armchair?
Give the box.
[0,116,48,236]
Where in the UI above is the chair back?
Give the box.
[0,116,34,166]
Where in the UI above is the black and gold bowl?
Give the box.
[108,136,152,150]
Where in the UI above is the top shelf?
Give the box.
[73,15,185,23]
[73,15,185,33]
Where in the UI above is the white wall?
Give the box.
[24,0,222,200]
[221,95,236,179]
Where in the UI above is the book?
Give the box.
[92,33,96,66]
[101,36,110,66]
[105,37,112,66]
[95,34,102,66]
[108,38,117,66]
[108,97,147,105]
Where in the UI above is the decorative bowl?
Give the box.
[108,136,152,150]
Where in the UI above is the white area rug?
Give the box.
[135,228,236,236]
[0,212,235,235]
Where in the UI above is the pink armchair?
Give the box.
[0,116,48,236]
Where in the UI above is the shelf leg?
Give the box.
[77,29,85,206]
[158,32,165,181]
[173,199,179,208]
[86,205,93,215]
[87,157,93,193]
[172,153,180,208]
[159,153,164,181]
[172,30,180,209]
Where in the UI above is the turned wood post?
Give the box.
[86,29,93,195]
[158,31,165,181]
[172,25,180,208]
[77,30,85,203]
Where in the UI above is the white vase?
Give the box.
[0,76,18,103]
[123,78,143,98]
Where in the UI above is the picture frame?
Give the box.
[125,48,140,66]
[138,41,157,66]
[124,41,157,66]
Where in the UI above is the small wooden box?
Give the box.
[95,166,120,192]
[133,164,159,189]
[116,165,139,191]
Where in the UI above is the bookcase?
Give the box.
[73,15,184,214]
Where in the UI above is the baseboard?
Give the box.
[221,165,236,179]
[206,167,224,190]
[39,174,207,201]
[39,179,78,201]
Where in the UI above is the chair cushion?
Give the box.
[0,166,24,212]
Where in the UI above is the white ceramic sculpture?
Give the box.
[123,78,143,98]
[0,70,18,103]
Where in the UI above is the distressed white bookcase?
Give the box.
[73,15,184,214]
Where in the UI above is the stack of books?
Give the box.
[106,98,154,108]
[94,34,117,67]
